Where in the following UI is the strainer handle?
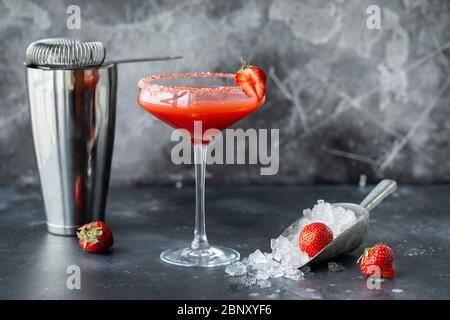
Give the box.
[360,179,397,211]
[107,56,183,65]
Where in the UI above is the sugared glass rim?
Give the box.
[138,72,242,94]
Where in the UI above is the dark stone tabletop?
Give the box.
[0,185,449,300]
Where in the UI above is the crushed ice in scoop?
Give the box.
[225,200,357,285]
[301,200,357,236]
[248,249,267,264]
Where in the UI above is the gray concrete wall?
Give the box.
[0,0,449,186]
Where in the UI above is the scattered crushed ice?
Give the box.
[405,248,426,256]
[225,200,357,285]
[225,248,305,285]
[300,265,312,276]
[328,262,346,272]
[359,174,367,188]
[224,261,247,277]
[257,279,272,288]
[248,250,267,264]
[242,276,257,287]
[283,267,303,281]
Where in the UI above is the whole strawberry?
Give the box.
[299,222,333,257]
[235,58,267,101]
[77,221,113,253]
[359,243,396,279]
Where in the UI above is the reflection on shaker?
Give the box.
[75,176,82,209]
[84,69,100,88]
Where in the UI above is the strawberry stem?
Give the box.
[239,57,250,72]
[356,254,363,264]
[357,247,372,264]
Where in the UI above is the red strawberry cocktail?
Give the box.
[137,63,266,267]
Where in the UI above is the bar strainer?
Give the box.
[26,38,106,69]
[26,37,181,69]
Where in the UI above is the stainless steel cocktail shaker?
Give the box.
[26,38,181,236]
[26,39,116,235]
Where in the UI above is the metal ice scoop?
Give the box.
[282,179,397,266]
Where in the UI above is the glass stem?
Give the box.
[191,144,210,250]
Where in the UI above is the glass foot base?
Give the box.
[160,245,240,267]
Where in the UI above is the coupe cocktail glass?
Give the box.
[138,73,264,267]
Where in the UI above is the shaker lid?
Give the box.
[26,38,106,69]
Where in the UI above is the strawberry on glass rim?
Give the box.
[235,58,267,102]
